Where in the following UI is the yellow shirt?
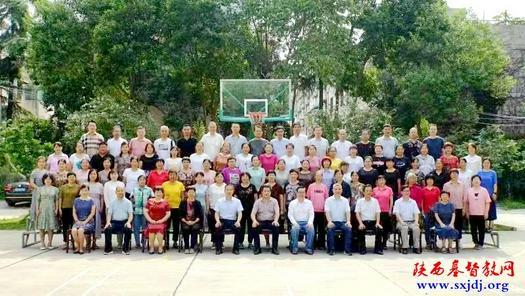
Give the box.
[162,181,185,208]
[330,158,342,170]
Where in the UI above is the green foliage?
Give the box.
[0,215,28,230]
[305,98,392,142]
[62,96,159,152]
[0,0,28,82]
[0,117,55,176]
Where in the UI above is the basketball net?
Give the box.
[248,112,266,127]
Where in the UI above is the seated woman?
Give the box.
[144,187,171,254]
[433,191,459,253]
[179,187,204,254]
[71,185,96,254]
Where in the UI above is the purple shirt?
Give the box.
[47,153,69,174]
[221,167,242,185]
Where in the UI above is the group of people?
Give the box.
[30,120,498,256]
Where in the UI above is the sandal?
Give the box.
[441,247,447,254]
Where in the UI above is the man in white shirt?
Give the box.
[375,123,399,159]
[201,121,224,161]
[107,125,127,157]
[393,185,421,254]
[225,123,247,156]
[289,123,309,159]
[154,125,176,161]
[308,126,330,157]
[280,143,301,172]
[355,185,384,255]
[325,184,352,256]
[270,126,289,158]
[331,129,352,159]
[214,184,243,255]
[288,186,315,255]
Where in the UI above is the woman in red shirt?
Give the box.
[147,159,169,188]
[259,143,279,173]
[144,187,171,254]
[406,173,424,210]
[422,175,441,249]
[439,142,459,170]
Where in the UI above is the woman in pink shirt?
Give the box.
[202,159,216,186]
[259,143,278,173]
[465,175,491,250]
[306,171,328,250]
[306,145,321,173]
[372,175,393,249]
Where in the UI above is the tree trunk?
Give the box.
[318,80,324,110]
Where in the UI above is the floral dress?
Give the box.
[30,169,48,226]
[37,186,59,230]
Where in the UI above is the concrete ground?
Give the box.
[0,203,524,295]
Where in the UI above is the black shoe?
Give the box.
[215,249,223,255]
[374,250,384,255]
[402,248,408,254]
[360,250,367,255]
[232,249,240,255]
[254,248,262,255]
[291,250,298,255]
[414,248,421,254]
[328,250,335,256]
[239,243,245,249]
[319,246,326,251]
[271,248,280,255]
[344,251,352,256]
[173,242,178,249]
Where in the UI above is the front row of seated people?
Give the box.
[70,183,462,255]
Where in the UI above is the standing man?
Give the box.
[248,125,269,157]
[402,127,422,160]
[308,126,329,158]
[270,126,289,158]
[225,123,248,156]
[251,185,280,255]
[129,126,152,158]
[80,120,105,157]
[331,129,352,160]
[104,186,133,255]
[47,142,69,174]
[201,121,224,161]
[393,186,421,254]
[107,125,127,158]
[89,142,115,171]
[288,186,315,255]
[375,124,399,159]
[423,124,445,160]
[325,183,352,256]
[214,184,243,255]
[356,129,375,158]
[355,185,384,255]
[289,123,309,159]
[154,125,176,161]
[177,124,197,157]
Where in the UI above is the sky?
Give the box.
[447,0,525,20]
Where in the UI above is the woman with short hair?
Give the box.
[298,159,314,188]
[477,158,498,231]
[433,191,458,253]
[71,184,96,254]
[357,156,379,186]
[59,172,81,247]
[69,142,90,174]
[36,174,59,250]
[139,143,159,173]
[465,175,491,250]
[86,169,104,248]
[306,145,321,172]
[54,159,70,187]
[30,156,49,226]
[214,142,232,172]
[145,187,171,254]
[180,187,203,253]
[116,142,132,177]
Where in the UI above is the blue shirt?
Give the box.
[478,170,497,196]
[423,137,444,160]
[433,202,455,225]
[108,198,133,221]
[214,197,243,220]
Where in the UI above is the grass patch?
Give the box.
[0,191,5,200]
[0,215,27,230]
[499,198,525,210]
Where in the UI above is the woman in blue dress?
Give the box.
[71,185,96,254]
[433,191,458,253]
[477,158,498,230]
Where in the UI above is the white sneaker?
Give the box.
[189,249,195,254]
[184,249,190,254]
[104,251,113,255]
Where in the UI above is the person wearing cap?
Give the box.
[355,185,384,255]
[331,129,352,159]
[393,185,421,254]
[270,126,290,158]
[443,168,467,242]
[439,142,459,170]
[325,183,353,256]
[343,145,364,174]
[375,124,399,159]
[47,142,69,174]
[214,184,243,255]
[89,142,115,172]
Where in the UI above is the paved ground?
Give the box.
[0,203,524,295]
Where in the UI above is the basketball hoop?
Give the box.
[248,112,266,126]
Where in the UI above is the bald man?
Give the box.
[104,186,134,255]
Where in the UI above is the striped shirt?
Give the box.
[80,133,105,157]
